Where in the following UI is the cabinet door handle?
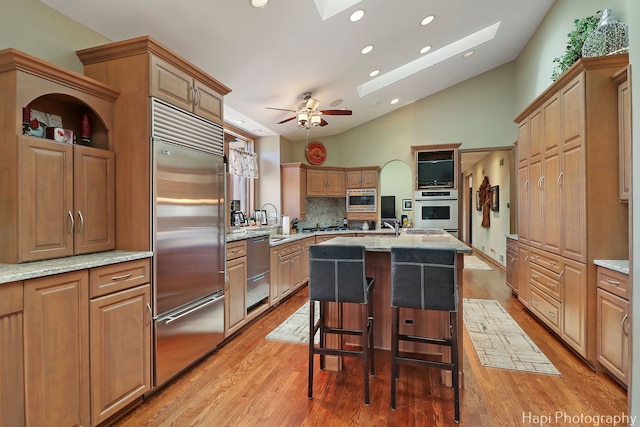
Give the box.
[546,282,556,288]
[146,303,152,318]
[557,172,564,185]
[68,210,75,235]
[524,180,529,192]
[111,273,133,280]
[622,314,630,335]
[606,279,621,286]
[77,211,84,235]
[539,176,545,188]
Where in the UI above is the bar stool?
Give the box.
[390,247,460,422]
[308,244,375,405]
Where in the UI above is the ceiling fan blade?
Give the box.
[266,107,297,112]
[319,118,329,126]
[320,109,352,116]
[277,116,296,124]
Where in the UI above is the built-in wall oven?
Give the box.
[414,189,458,236]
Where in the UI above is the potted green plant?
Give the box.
[551,10,601,81]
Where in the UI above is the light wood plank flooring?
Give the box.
[110,266,627,426]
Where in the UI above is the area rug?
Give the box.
[266,302,319,344]
[463,298,560,375]
[464,255,492,270]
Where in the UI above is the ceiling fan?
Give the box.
[266,92,352,129]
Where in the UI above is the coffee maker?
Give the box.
[230,200,245,226]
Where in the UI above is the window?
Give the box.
[225,126,255,219]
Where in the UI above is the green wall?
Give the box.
[0,0,110,72]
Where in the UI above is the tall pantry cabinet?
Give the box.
[515,55,629,365]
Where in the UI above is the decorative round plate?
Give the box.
[305,141,327,165]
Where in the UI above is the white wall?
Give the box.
[465,151,512,266]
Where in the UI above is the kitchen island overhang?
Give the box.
[315,229,471,387]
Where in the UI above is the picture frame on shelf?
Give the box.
[402,199,412,211]
[490,186,499,212]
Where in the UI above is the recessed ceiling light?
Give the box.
[253,129,263,133]
[350,9,365,22]
[390,98,399,105]
[233,119,245,124]
[421,15,435,26]
[369,69,380,77]
[361,45,374,55]
[330,99,343,107]
[251,0,269,7]
[463,50,474,58]
[419,45,432,54]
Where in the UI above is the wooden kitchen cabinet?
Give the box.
[612,66,631,202]
[18,138,115,262]
[514,55,629,365]
[0,282,25,427]
[307,168,345,197]
[300,236,315,284]
[150,55,224,125]
[346,167,378,189]
[506,236,518,294]
[89,284,151,424]
[225,240,247,337]
[24,270,90,427]
[270,241,303,305]
[0,49,117,264]
[88,259,151,425]
[281,163,308,221]
[596,266,630,386]
[77,36,230,253]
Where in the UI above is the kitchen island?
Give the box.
[317,229,471,386]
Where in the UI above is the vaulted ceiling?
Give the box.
[41,0,554,141]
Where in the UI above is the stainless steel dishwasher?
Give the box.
[246,235,270,309]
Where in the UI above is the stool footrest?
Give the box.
[399,334,451,347]
[396,356,454,371]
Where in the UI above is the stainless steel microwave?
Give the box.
[346,188,377,212]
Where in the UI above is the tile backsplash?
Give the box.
[296,198,346,229]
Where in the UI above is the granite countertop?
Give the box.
[594,260,629,275]
[0,250,153,285]
[227,227,395,246]
[318,229,472,253]
[506,234,518,240]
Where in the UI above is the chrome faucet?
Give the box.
[382,221,400,237]
[260,202,278,228]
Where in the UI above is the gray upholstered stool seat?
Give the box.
[308,244,375,405]
[390,247,460,422]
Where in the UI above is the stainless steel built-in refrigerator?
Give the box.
[151,99,225,387]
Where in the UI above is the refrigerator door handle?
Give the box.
[163,294,225,325]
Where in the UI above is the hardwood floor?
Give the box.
[111,267,627,426]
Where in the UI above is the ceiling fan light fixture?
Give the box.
[297,111,309,127]
[310,114,322,126]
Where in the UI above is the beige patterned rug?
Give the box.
[464,255,492,270]
[463,298,560,375]
[266,302,319,344]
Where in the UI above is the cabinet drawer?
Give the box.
[530,263,561,301]
[506,237,518,252]
[529,247,563,275]
[597,267,629,300]
[530,286,561,334]
[227,240,247,260]
[279,243,302,257]
[90,259,151,298]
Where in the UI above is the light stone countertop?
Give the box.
[594,260,629,275]
[227,227,395,246]
[318,229,472,253]
[0,250,153,285]
[506,234,518,240]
